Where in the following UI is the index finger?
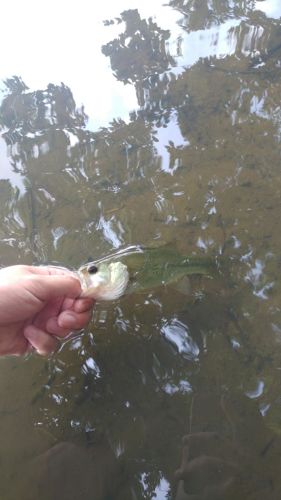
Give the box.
[29,265,76,277]
[25,275,82,302]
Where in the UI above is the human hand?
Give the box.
[0,265,94,356]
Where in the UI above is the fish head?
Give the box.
[78,260,129,301]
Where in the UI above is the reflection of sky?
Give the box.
[0,0,181,131]
[141,473,170,499]
[161,318,199,359]
[154,111,189,174]
[256,0,281,19]
[0,0,272,133]
[175,18,241,70]
[0,137,26,192]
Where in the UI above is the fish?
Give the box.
[77,245,217,301]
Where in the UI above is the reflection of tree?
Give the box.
[102,9,175,84]
[168,0,281,72]
[2,2,281,494]
[0,78,87,132]
[0,76,158,265]
[101,5,281,132]
[0,79,88,155]
[102,9,176,125]
[168,0,257,29]
[100,4,281,445]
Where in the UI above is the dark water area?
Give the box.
[1,0,281,498]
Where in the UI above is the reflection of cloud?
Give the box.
[153,110,189,174]
[1,0,278,145]
[244,259,274,300]
[0,0,246,134]
[163,379,192,395]
[245,379,265,399]
[256,0,281,19]
[177,18,241,69]
[83,357,101,377]
[0,0,179,131]
[249,92,281,138]
[152,476,170,500]
[161,318,199,359]
[0,137,26,193]
[97,214,124,248]
[52,226,67,249]
[245,259,264,286]
[141,473,170,499]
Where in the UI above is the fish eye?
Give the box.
[87,264,98,274]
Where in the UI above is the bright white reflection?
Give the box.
[245,259,274,300]
[163,379,192,395]
[245,380,265,399]
[97,214,124,248]
[0,0,181,130]
[260,403,271,417]
[177,18,241,69]
[0,137,26,193]
[161,318,199,359]
[83,356,101,377]
[0,0,255,133]
[154,110,189,174]
[51,226,67,249]
[154,476,170,499]
[256,0,281,19]
[140,473,170,499]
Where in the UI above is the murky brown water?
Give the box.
[1,1,281,498]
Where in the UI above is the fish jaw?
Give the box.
[78,261,129,301]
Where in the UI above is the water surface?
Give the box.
[1,1,281,498]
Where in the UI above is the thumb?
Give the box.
[25,274,82,302]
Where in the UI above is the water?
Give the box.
[1,0,281,498]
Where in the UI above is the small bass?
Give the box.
[78,245,217,301]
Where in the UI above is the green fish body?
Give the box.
[78,245,217,301]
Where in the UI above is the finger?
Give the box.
[60,297,94,314]
[33,297,65,331]
[29,266,76,277]
[24,325,59,355]
[45,317,72,338]
[61,297,75,312]
[25,275,82,303]
[58,310,93,330]
[73,298,95,313]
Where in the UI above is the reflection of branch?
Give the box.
[0,78,88,145]
[102,9,174,85]
[205,60,281,76]
[26,186,39,261]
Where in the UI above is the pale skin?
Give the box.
[0,265,94,356]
